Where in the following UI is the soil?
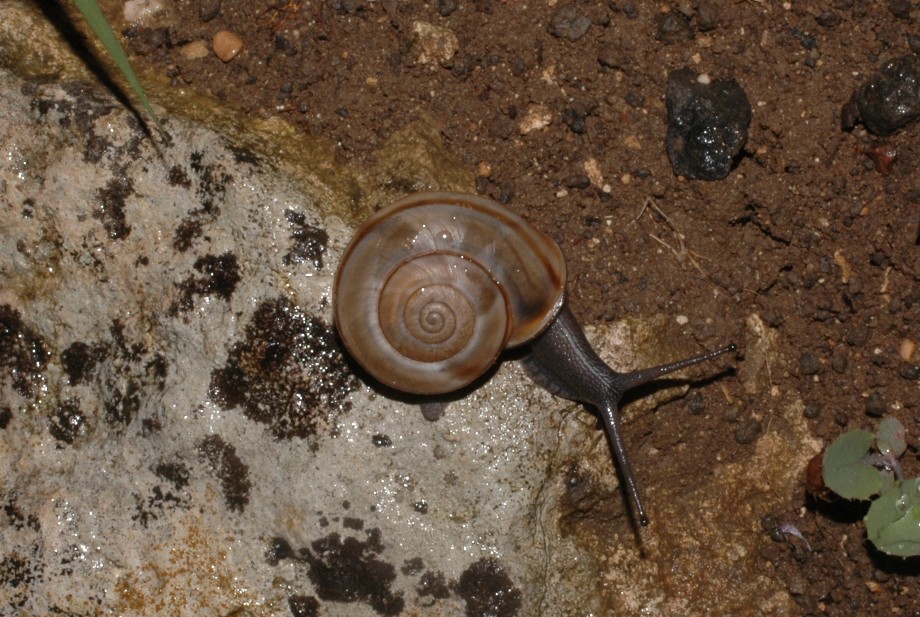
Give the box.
[65,0,920,614]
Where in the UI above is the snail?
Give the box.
[333,191,735,526]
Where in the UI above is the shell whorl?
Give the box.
[333,192,566,395]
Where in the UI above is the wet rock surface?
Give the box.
[665,68,752,180]
[0,64,555,615]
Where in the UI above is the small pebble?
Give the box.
[179,40,210,60]
[411,21,458,66]
[798,352,821,376]
[656,12,694,43]
[830,352,848,374]
[815,10,838,27]
[853,55,920,136]
[888,0,912,19]
[696,1,720,31]
[846,323,869,347]
[865,391,887,417]
[124,0,166,23]
[564,174,591,189]
[803,404,821,419]
[900,339,916,362]
[734,419,763,445]
[684,391,704,415]
[548,5,591,41]
[898,362,919,381]
[562,108,588,134]
[665,67,752,180]
[519,105,552,134]
[199,0,221,22]
[437,0,458,16]
[213,30,243,62]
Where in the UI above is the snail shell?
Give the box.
[333,192,565,395]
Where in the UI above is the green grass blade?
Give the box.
[71,0,163,132]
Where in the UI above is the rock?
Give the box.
[411,21,458,67]
[865,391,887,417]
[212,30,243,62]
[179,40,210,60]
[124,0,167,23]
[656,12,694,43]
[548,5,591,41]
[734,419,763,445]
[665,68,752,180]
[798,352,822,376]
[199,0,221,22]
[519,104,553,134]
[853,55,920,136]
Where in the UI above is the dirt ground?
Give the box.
[60,0,920,614]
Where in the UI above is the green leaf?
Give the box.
[71,0,162,132]
[876,416,907,459]
[823,429,881,500]
[865,478,920,557]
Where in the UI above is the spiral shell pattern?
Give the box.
[333,192,566,395]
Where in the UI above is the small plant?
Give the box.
[72,0,162,131]
[822,416,920,557]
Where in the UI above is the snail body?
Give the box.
[333,191,735,526]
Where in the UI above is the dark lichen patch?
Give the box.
[83,133,113,164]
[171,151,233,252]
[49,398,86,445]
[0,407,11,429]
[0,304,48,398]
[372,434,392,447]
[66,324,167,430]
[0,547,43,612]
[197,434,251,513]
[209,297,358,441]
[227,143,261,166]
[109,319,147,362]
[29,82,147,167]
[266,536,296,566]
[21,198,34,219]
[173,218,204,252]
[103,374,142,427]
[30,82,118,136]
[288,594,320,617]
[167,164,192,189]
[172,252,241,313]
[3,496,40,532]
[418,570,451,601]
[300,528,404,616]
[400,557,424,576]
[61,341,108,385]
[94,174,134,240]
[154,460,190,490]
[131,483,189,529]
[141,417,162,435]
[189,150,232,213]
[283,209,329,269]
[454,558,522,617]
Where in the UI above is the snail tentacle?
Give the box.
[524,304,735,526]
